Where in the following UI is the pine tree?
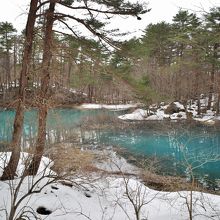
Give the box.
[0,22,17,91]
[142,22,173,67]
[26,0,149,175]
[171,10,201,107]
[204,7,220,112]
[1,0,39,180]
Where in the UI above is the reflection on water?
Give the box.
[97,124,220,190]
[0,108,106,148]
[0,108,220,190]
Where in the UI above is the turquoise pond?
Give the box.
[0,108,220,189]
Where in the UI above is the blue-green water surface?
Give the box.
[1,108,220,188]
[0,108,104,142]
[99,127,220,188]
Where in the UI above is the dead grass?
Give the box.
[50,144,96,175]
[48,144,216,195]
[80,112,121,130]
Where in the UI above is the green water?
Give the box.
[1,108,220,189]
[98,126,220,188]
[0,108,89,142]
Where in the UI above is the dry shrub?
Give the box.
[81,112,120,129]
[50,144,95,174]
[141,170,187,191]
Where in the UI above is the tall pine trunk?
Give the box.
[1,0,38,180]
[27,1,55,175]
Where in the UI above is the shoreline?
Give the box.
[60,142,220,194]
[1,150,220,219]
[1,103,220,127]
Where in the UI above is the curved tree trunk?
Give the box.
[1,0,38,180]
[27,1,56,176]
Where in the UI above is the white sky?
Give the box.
[0,0,219,38]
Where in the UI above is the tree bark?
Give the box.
[13,37,17,87]
[27,1,55,175]
[207,43,218,110]
[194,70,201,116]
[67,56,72,88]
[6,47,11,89]
[1,0,38,180]
[216,93,220,115]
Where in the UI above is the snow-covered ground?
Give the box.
[118,99,220,125]
[80,103,137,111]
[77,98,220,124]
[0,152,220,220]
[95,149,140,174]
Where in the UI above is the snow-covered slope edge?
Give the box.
[0,152,220,219]
[119,100,220,124]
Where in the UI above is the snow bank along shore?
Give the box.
[0,151,220,220]
[79,98,220,125]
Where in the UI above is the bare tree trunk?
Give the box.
[27,1,55,176]
[175,72,179,100]
[195,71,201,116]
[216,93,220,115]
[197,97,201,115]
[207,70,214,110]
[13,37,17,87]
[207,43,218,110]
[67,56,72,88]
[1,0,38,180]
[31,38,37,87]
[6,49,11,89]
